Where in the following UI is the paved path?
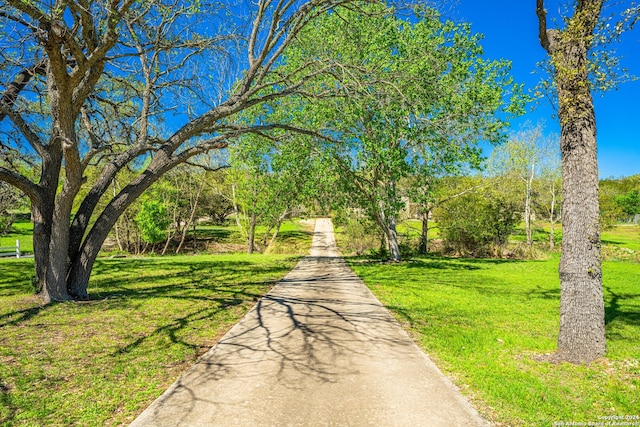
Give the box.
[130,219,489,426]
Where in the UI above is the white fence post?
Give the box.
[16,240,20,258]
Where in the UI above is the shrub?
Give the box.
[334,212,381,256]
[135,200,169,244]
[0,213,12,235]
[435,188,520,257]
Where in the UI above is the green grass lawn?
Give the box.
[347,255,639,426]
[0,220,33,255]
[509,222,640,252]
[1,217,314,257]
[602,224,640,251]
[1,217,636,425]
[0,253,302,426]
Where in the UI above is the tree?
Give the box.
[201,170,235,226]
[0,0,376,303]
[230,133,316,254]
[434,177,520,257]
[600,174,640,226]
[135,199,169,249]
[0,180,25,234]
[535,156,562,249]
[615,189,640,216]
[491,123,560,250]
[536,0,639,362]
[491,124,542,248]
[278,5,523,260]
[410,175,486,254]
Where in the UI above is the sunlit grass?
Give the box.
[602,224,640,252]
[0,254,302,426]
[347,254,639,426]
[0,220,33,255]
[1,218,314,257]
[184,218,314,254]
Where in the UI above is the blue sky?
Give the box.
[450,1,640,179]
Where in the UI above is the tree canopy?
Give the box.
[255,4,524,260]
[0,0,388,302]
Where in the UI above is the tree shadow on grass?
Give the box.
[0,304,53,328]
[526,284,640,329]
[112,293,254,357]
[525,284,640,346]
[277,230,314,240]
[0,257,298,329]
[87,258,296,304]
[135,255,428,425]
[0,259,35,297]
[527,285,560,301]
[87,257,300,358]
[0,381,17,427]
[405,258,482,271]
[604,285,640,328]
[601,239,625,246]
[347,254,523,271]
[193,226,234,237]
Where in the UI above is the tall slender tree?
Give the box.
[535,0,636,363]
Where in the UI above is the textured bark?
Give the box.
[31,203,52,292]
[537,0,606,363]
[386,215,400,262]
[556,100,605,362]
[31,154,62,296]
[374,210,400,262]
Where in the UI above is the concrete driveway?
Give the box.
[130,218,489,426]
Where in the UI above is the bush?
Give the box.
[435,189,520,257]
[204,193,235,225]
[0,213,13,235]
[135,200,169,244]
[334,212,381,256]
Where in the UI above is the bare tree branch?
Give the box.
[537,0,552,53]
[0,59,47,122]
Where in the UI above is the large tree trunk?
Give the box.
[32,144,63,298]
[556,100,605,362]
[44,190,84,301]
[538,0,606,363]
[43,209,73,302]
[67,156,174,298]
